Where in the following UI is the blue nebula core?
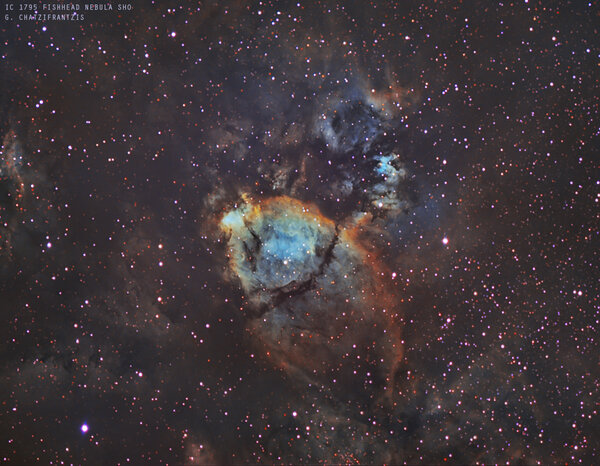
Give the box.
[221,198,336,291]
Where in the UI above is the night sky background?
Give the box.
[1,1,598,464]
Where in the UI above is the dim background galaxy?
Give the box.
[0,1,598,464]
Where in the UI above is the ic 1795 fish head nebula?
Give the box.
[220,195,403,401]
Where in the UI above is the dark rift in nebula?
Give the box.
[219,195,403,400]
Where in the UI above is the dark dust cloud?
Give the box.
[0,1,598,464]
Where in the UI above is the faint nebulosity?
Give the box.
[0,1,598,464]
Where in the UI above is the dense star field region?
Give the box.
[0,1,598,464]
